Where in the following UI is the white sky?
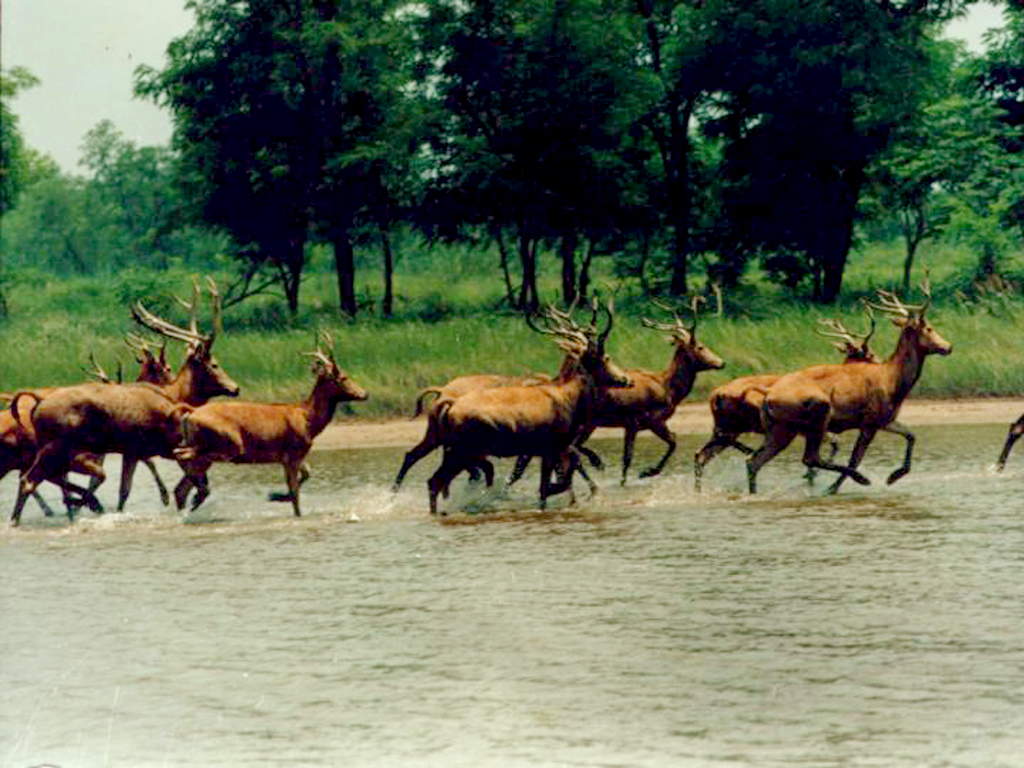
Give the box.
[0,0,1010,174]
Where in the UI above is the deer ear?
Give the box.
[891,317,909,328]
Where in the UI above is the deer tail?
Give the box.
[413,388,442,418]
[10,391,43,429]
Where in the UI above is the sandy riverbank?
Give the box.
[313,397,1024,451]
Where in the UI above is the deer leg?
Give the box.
[269,461,311,502]
[747,429,796,494]
[620,428,638,485]
[143,458,170,506]
[32,489,58,518]
[506,455,532,487]
[997,416,1024,471]
[428,451,464,515]
[694,433,737,491]
[824,429,875,495]
[538,454,555,509]
[393,438,437,492]
[283,463,303,517]
[639,420,676,479]
[881,421,915,485]
[804,436,839,484]
[117,457,140,511]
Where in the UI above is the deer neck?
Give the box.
[303,378,340,438]
[662,349,697,403]
[161,367,200,405]
[883,328,928,408]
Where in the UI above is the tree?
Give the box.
[137,0,415,316]
[414,0,638,309]
[0,66,40,317]
[707,0,969,302]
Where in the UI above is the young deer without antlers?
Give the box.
[746,284,952,494]
[694,307,881,491]
[172,333,367,517]
[425,301,630,515]
[10,281,239,525]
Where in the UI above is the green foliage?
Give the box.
[4,250,1024,417]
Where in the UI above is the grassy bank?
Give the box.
[2,253,1023,419]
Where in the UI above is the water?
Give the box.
[2,423,1023,767]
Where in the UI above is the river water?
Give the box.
[2,423,1023,768]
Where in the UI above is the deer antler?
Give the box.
[83,351,113,384]
[132,277,223,349]
[642,295,704,343]
[304,328,338,371]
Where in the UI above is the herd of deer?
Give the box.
[3,278,1024,527]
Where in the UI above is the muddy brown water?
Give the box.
[2,423,1023,767]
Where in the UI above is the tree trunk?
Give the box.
[493,226,516,307]
[273,234,306,315]
[818,164,863,304]
[668,100,695,297]
[560,231,578,306]
[380,226,393,319]
[517,220,539,311]
[333,233,357,317]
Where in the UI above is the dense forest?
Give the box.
[4,0,1024,321]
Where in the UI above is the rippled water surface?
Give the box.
[2,423,1023,767]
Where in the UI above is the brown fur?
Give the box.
[173,356,367,517]
[747,307,952,494]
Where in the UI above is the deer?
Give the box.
[10,280,240,525]
[171,331,368,517]
[412,373,554,418]
[391,306,605,494]
[511,297,725,486]
[996,414,1024,471]
[1,339,175,520]
[694,307,881,490]
[424,300,631,515]
[745,282,952,494]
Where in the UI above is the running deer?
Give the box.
[389,305,602,493]
[693,307,881,490]
[746,283,952,494]
[10,281,239,525]
[172,332,367,517]
[2,339,174,520]
[549,297,724,485]
[412,373,553,418]
[425,301,630,515]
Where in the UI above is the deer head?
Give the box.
[306,330,368,403]
[816,304,880,363]
[526,298,630,388]
[867,278,952,357]
[643,295,725,373]
[131,277,240,404]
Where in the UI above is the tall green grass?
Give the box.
[3,245,1024,419]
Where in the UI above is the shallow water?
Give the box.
[2,423,1023,767]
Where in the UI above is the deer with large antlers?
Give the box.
[560,297,724,485]
[1,339,175,520]
[391,299,608,495]
[746,282,952,494]
[424,300,630,515]
[10,280,239,525]
[694,306,882,490]
[172,332,367,517]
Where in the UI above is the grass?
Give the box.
[3,240,1024,419]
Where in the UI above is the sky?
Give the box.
[1,0,1011,174]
